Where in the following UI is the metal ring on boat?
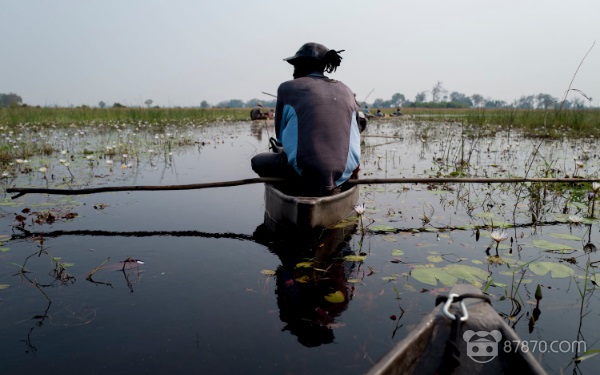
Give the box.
[442,293,469,321]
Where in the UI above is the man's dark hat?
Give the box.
[284,42,329,64]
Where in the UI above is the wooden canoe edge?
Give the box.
[366,284,548,375]
[263,184,359,232]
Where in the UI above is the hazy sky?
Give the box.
[1,0,599,107]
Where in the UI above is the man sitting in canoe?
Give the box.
[250,102,268,120]
[251,42,365,196]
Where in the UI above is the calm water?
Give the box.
[1,119,599,374]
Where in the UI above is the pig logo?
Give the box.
[463,330,502,363]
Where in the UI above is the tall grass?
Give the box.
[382,107,600,137]
[2,106,600,137]
[0,107,251,127]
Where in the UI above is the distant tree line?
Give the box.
[364,81,592,110]
[1,83,593,110]
[0,93,23,107]
[203,82,592,110]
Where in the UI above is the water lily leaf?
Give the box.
[391,249,404,256]
[347,278,362,283]
[324,290,345,303]
[260,269,276,276]
[471,259,483,265]
[575,349,600,363]
[549,233,583,241]
[295,262,313,269]
[382,235,397,242]
[575,349,600,362]
[411,267,457,286]
[475,212,495,219]
[0,247,10,252]
[422,227,439,232]
[443,264,489,285]
[344,255,366,262]
[427,255,444,263]
[62,262,75,268]
[370,225,396,232]
[381,275,398,281]
[0,200,19,207]
[295,275,310,283]
[330,219,357,229]
[0,284,9,290]
[532,240,575,251]
[529,262,575,278]
[569,202,588,210]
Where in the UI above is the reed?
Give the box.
[381,107,600,137]
[0,107,251,127]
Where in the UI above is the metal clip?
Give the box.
[442,293,469,321]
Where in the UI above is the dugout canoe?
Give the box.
[367,284,548,375]
[263,183,359,233]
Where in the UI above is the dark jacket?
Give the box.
[275,73,361,192]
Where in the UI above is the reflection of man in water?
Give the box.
[265,227,357,347]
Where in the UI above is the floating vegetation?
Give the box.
[2,116,600,372]
[531,240,576,252]
[323,290,345,303]
[528,261,576,278]
[411,264,489,287]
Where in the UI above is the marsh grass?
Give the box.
[3,107,599,137]
[0,107,251,127]
[379,107,600,138]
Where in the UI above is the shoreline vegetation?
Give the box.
[1,106,599,137]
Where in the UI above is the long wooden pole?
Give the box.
[5,176,600,199]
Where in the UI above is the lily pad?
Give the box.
[532,240,575,251]
[344,255,366,262]
[411,267,458,286]
[370,225,396,232]
[0,247,10,252]
[324,290,345,303]
[549,233,583,241]
[330,219,357,229]
[427,255,444,263]
[295,275,310,283]
[391,249,405,256]
[260,269,276,276]
[0,284,9,290]
[444,264,489,286]
[475,212,495,220]
[529,262,575,279]
[295,261,313,269]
